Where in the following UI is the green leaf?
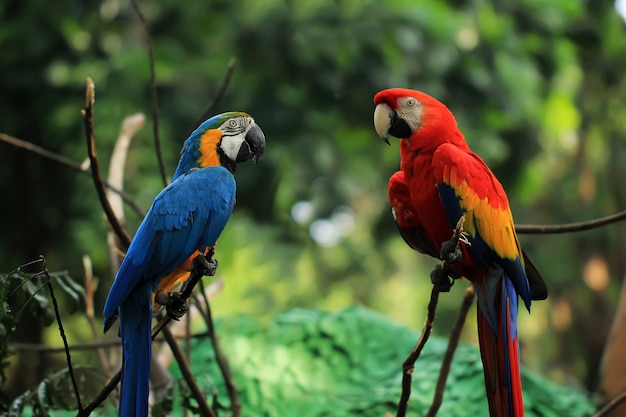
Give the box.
[168,306,595,417]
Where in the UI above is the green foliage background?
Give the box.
[1,0,626,411]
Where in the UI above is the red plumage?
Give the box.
[374,88,547,417]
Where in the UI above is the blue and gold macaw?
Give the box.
[103,112,265,417]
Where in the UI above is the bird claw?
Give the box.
[439,215,471,264]
[430,265,453,292]
[430,216,469,292]
[165,292,190,321]
[439,239,464,264]
[430,265,462,292]
[154,290,190,320]
[191,254,219,277]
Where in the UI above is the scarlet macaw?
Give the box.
[103,112,265,417]
[373,88,547,416]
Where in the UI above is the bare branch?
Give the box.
[425,285,475,417]
[161,319,216,417]
[195,58,237,128]
[396,287,440,417]
[196,278,241,416]
[41,256,84,412]
[516,209,626,234]
[82,77,132,249]
[131,0,168,187]
[10,330,216,353]
[0,132,145,217]
[397,217,468,417]
[107,114,145,275]
[83,255,114,378]
[107,113,145,218]
[592,391,626,417]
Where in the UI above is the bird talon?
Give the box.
[430,264,456,292]
[191,254,219,277]
[155,291,190,320]
[165,292,190,321]
[440,239,464,264]
[459,231,471,246]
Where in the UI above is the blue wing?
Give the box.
[103,166,236,326]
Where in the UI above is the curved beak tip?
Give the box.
[247,123,266,162]
[374,103,393,145]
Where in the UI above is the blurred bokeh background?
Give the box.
[2,0,626,407]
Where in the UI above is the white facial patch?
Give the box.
[219,116,253,161]
[397,97,424,132]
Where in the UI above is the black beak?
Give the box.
[236,123,266,163]
[387,110,412,140]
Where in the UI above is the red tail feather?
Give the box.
[477,290,524,417]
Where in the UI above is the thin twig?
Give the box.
[592,391,626,417]
[515,209,626,234]
[397,217,467,417]
[83,255,113,378]
[81,78,132,248]
[77,369,122,417]
[197,279,241,416]
[41,256,83,412]
[131,0,168,187]
[0,132,144,217]
[161,320,216,417]
[11,330,214,353]
[397,287,440,417]
[183,311,191,417]
[195,58,237,128]
[425,285,475,417]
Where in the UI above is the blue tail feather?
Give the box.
[118,283,153,417]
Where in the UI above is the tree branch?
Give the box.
[397,217,468,417]
[81,77,132,248]
[425,285,475,417]
[41,256,84,413]
[83,255,114,379]
[197,279,241,416]
[131,0,168,187]
[161,319,216,417]
[592,391,626,417]
[397,287,439,417]
[515,209,626,234]
[195,58,237,128]
[0,132,145,217]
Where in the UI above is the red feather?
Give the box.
[376,88,547,417]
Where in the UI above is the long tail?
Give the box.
[118,285,153,417]
[476,275,524,417]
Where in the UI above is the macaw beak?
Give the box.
[236,122,266,163]
[374,103,392,145]
[374,103,413,143]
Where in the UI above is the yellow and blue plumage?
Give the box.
[103,112,265,417]
[375,88,547,416]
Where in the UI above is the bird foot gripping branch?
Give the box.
[154,253,219,321]
[430,216,470,292]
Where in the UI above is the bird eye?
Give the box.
[229,119,238,128]
[405,98,416,107]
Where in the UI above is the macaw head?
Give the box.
[373,88,466,152]
[173,112,266,178]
